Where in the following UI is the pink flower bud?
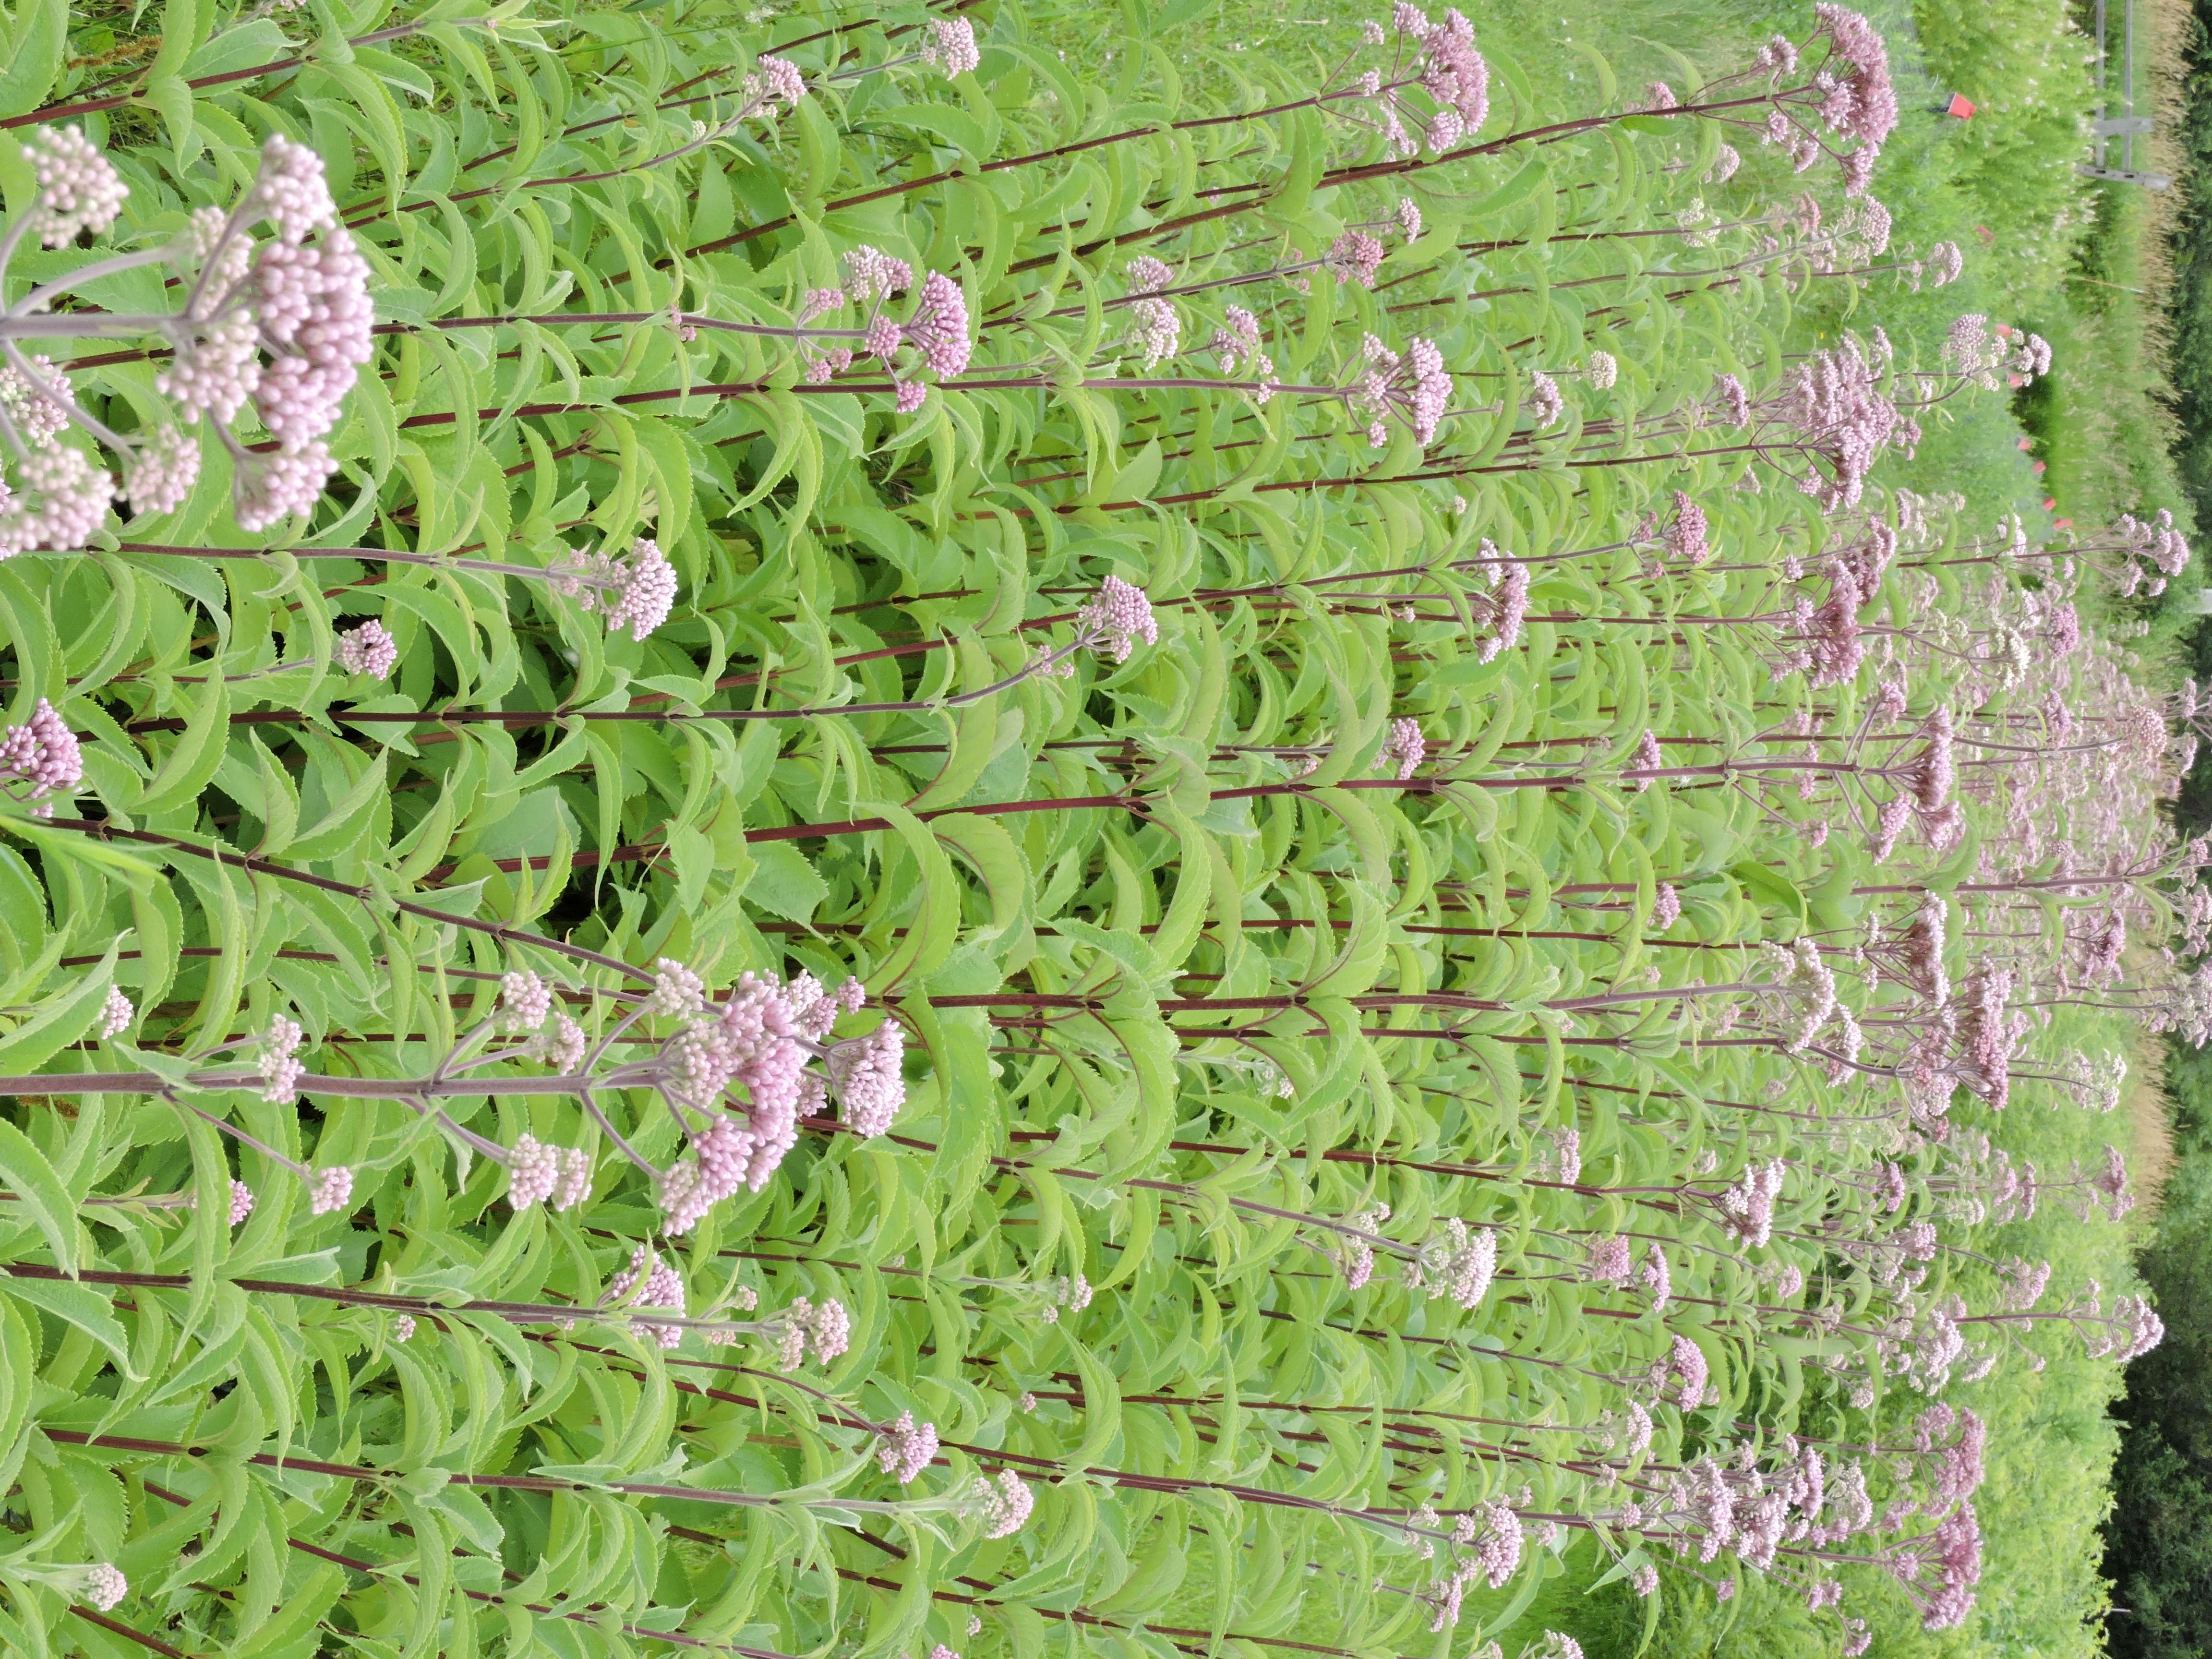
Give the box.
[308,1164,354,1215]
[84,1563,127,1611]
[875,1410,939,1483]
[921,17,981,77]
[1075,575,1159,662]
[97,986,134,1040]
[24,128,128,247]
[336,620,399,680]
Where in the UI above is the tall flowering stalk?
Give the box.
[794,247,974,409]
[0,957,911,1243]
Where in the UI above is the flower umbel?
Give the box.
[1075,575,1160,662]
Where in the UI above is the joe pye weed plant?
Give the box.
[0,0,2183,1657]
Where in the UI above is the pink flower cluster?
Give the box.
[1350,334,1452,449]
[769,1294,853,1368]
[1125,258,1172,295]
[1711,372,1751,427]
[250,234,374,452]
[1212,306,1274,382]
[920,16,981,77]
[876,1410,939,1483]
[1779,565,1866,687]
[904,272,974,382]
[1075,574,1160,662]
[146,134,375,532]
[1039,1272,1093,1323]
[1993,321,2052,385]
[0,698,83,815]
[0,132,373,547]
[258,1015,306,1103]
[1650,1332,1709,1405]
[309,1164,355,1216]
[1751,7,1896,195]
[1462,1499,1523,1589]
[552,537,680,641]
[1813,5,1899,141]
[84,1563,128,1613]
[841,248,907,312]
[657,969,864,1231]
[97,986,134,1039]
[745,54,808,111]
[2113,507,2193,597]
[609,1244,687,1348]
[1124,258,1181,368]
[509,992,587,1073]
[1584,1236,1635,1283]
[1409,1218,1496,1308]
[1325,230,1385,289]
[1714,1158,1787,1248]
[1874,707,1963,862]
[1362,7,1488,155]
[1911,1404,1989,1503]
[336,620,399,679]
[1522,369,1563,429]
[827,1017,907,1137]
[1761,938,1839,1052]
[194,1178,256,1226]
[121,425,201,517]
[1471,554,1530,664]
[1383,716,1427,780]
[1907,1503,1982,1630]
[971,1468,1036,1538]
[2108,1294,2165,1361]
[1664,491,1710,563]
[506,1132,593,1212]
[800,248,973,409]
[1625,729,1664,791]
[0,357,71,448]
[0,445,115,558]
[23,128,130,247]
[498,969,557,1033]
[1785,337,1900,511]
[641,962,703,1022]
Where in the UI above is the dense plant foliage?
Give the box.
[0,2,2191,1659]
[1908,0,2095,301]
[2159,0,2212,533]
[2103,1049,2212,1659]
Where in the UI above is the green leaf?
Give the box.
[289,749,391,861]
[1728,860,1809,929]
[137,671,231,818]
[741,840,829,923]
[0,0,66,118]
[2,1274,132,1370]
[0,947,117,1080]
[0,1121,79,1276]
